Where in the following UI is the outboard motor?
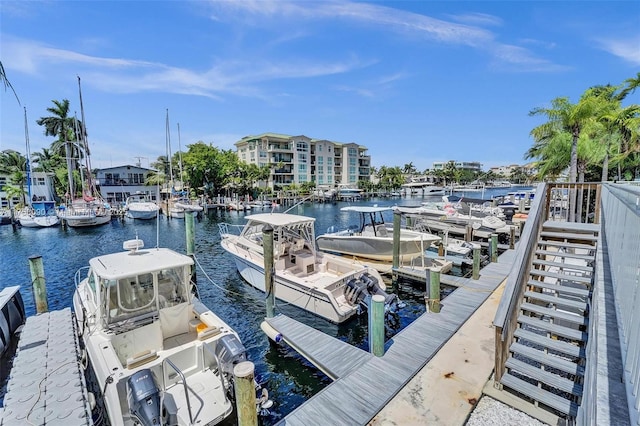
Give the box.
[344,273,402,313]
[214,334,248,379]
[127,369,161,426]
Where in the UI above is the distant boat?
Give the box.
[316,206,440,262]
[125,193,160,220]
[219,212,401,324]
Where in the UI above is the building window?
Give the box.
[298,164,307,173]
[297,142,308,151]
[317,145,323,152]
[298,153,307,162]
[317,157,323,165]
[348,148,357,156]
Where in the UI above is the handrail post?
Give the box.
[163,358,193,424]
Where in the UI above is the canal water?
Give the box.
[0,188,527,424]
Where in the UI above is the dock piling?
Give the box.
[263,224,275,318]
[472,247,481,280]
[465,224,473,242]
[233,361,258,426]
[509,226,516,250]
[28,255,48,313]
[369,294,386,356]
[490,233,498,263]
[392,211,401,285]
[426,268,441,313]
[185,211,197,284]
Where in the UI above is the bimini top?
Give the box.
[88,247,193,280]
[244,213,315,227]
[340,206,393,214]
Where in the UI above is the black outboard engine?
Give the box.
[127,369,161,426]
[344,273,401,313]
[214,334,248,379]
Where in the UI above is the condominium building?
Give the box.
[432,161,483,172]
[235,133,371,189]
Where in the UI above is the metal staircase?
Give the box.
[498,220,598,421]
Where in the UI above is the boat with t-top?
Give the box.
[73,238,271,425]
[219,212,401,324]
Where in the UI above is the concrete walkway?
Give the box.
[370,281,506,425]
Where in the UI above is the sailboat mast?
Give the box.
[77,75,95,198]
[166,109,174,188]
[24,107,32,206]
[177,122,184,189]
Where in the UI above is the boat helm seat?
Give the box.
[375,225,388,237]
[292,238,305,252]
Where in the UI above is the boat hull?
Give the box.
[316,234,435,261]
[60,212,111,227]
[126,208,158,220]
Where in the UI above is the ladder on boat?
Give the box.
[497,221,598,422]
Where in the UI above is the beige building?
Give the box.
[235,133,371,190]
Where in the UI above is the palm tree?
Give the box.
[36,99,89,198]
[0,151,28,206]
[0,61,20,105]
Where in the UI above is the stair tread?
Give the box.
[521,302,588,326]
[527,280,590,297]
[510,342,585,376]
[540,231,598,242]
[514,329,585,358]
[535,249,595,261]
[524,291,588,311]
[532,258,593,273]
[529,269,592,284]
[505,357,583,396]
[537,240,596,251]
[518,315,588,342]
[501,372,579,417]
[542,221,600,234]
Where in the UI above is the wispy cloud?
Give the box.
[446,12,503,27]
[2,35,370,99]
[207,0,557,71]
[595,37,640,66]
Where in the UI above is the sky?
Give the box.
[1,1,639,172]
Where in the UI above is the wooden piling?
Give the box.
[28,255,48,313]
[464,224,473,242]
[426,268,441,313]
[185,211,197,284]
[509,226,516,250]
[490,233,498,263]
[263,224,275,318]
[233,361,258,426]
[438,242,444,256]
[472,247,481,280]
[392,211,401,285]
[369,294,385,357]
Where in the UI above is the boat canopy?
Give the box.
[89,247,193,281]
[244,213,315,227]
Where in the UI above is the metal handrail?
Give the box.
[202,342,229,404]
[163,358,194,424]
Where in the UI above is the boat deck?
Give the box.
[1,308,92,425]
[267,249,515,425]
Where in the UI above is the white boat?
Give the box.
[227,200,252,211]
[73,238,270,425]
[17,201,60,228]
[337,185,362,200]
[59,198,112,227]
[413,201,509,233]
[125,193,160,220]
[219,212,401,324]
[168,196,203,219]
[316,206,440,262]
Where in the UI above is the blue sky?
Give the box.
[1,1,639,172]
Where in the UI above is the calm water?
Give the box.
[0,188,526,424]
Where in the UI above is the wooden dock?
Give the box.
[267,249,516,425]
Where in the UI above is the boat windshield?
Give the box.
[102,266,188,327]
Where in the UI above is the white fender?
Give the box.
[260,321,282,343]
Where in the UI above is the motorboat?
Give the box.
[168,196,203,219]
[125,193,160,220]
[17,201,60,228]
[316,206,440,262]
[73,238,269,425]
[0,286,25,358]
[219,212,401,324]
